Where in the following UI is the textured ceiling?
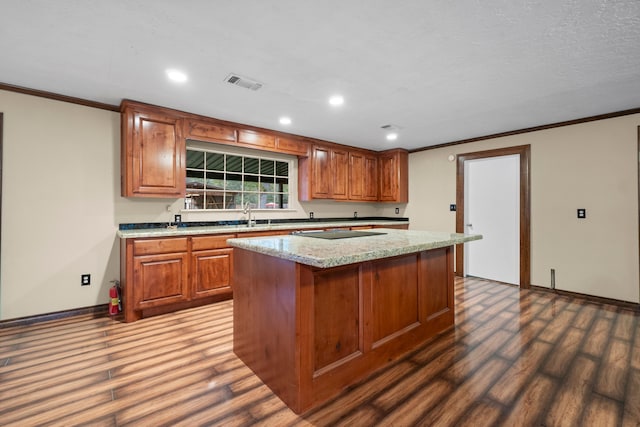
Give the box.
[1,0,639,151]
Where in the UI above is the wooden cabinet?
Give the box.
[121,100,409,203]
[378,149,409,203]
[237,129,276,150]
[299,145,330,199]
[121,102,185,198]
[130,238,189,312]
[349,151,378,201]
[184,119,236,144]
[121,234,235,322]
[300,145,369,201]
[190,235,234,299]
[233,245,453,413]
[275,136,310,157]
[331,148,349,200]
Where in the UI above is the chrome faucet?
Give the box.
[243,202,254,227]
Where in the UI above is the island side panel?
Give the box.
[420,247,455,330]
[232,248,301,410]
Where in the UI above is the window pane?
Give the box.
[243,179,259,192]
[186,150,205,169]
[244,157,259,174]
[276,161,288,176]
[205,193,225,209]
[244,193,259,207]
[206,153,225,171]
[206,171,224,189]
[260,159,275,175]
[226,155,242,172]
[260,176,275,192]
[185,190,205,209]
[281,193,289,208]
[225,173,242,190]
[261,193,276,209]
[186,170,205,189]
[228,193,242,209]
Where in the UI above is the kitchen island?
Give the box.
[227,228,481,413]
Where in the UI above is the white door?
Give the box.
[464,154,520,285]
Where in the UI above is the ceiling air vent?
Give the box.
[224,73,263,91]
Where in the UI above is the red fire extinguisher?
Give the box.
[109,280,121,316]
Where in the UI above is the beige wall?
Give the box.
[0,90,382,320]
[407,114,640,303]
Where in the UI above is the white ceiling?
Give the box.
[2,1,639,151]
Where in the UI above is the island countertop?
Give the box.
[227,228,482,268]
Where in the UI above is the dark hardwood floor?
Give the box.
[1,277,638,426]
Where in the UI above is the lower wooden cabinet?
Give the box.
[191,248,233,298]
[121,234,235,322]
[132,251,189,310]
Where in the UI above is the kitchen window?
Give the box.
[185,148,290,210]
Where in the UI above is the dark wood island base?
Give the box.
[232,245,454,414]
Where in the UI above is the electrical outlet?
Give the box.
[174,214,181,223]
[577,208,586,219]
[309,212,314,219]
[353,211,358,218]
[395,207,400,214]
[81,274,91,286]
[450,204,457,211]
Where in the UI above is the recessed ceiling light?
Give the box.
[386,133,398,141]
[166,69,188,83]
[279,116,292,125]
[329,95,344,106]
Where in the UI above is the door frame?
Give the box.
[455,144,531,288]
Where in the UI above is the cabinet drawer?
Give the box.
[186,119,236,143]
[238,129,276,149]
[276,137,309,156]
[133,237,188,255]
[191,234,236,251]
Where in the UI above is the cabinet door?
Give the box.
[378,150,408,202]
[237,129,276,149]
[122,107,185,197]
[332,149,349,200]
[311,146,332,198]
[132,252,189,309]
[276,136,310,156]
[191,248,234,299]
[348,152,365,200]
[185,119,236,143]
[363,155,379,201]
[378,153,397,202]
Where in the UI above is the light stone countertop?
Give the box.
[227,228,482,268]
[117,220,409,239]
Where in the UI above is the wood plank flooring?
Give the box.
[1,277,638,426]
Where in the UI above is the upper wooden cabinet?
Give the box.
[121,100,407,203]
[276,136,310,157]
[121,102,185,198]
[378,149,409,203]
[299,144,349,200]
[237,129,276,150]
[332,148,349,200]
[184,119,236,144]
[301,145,393,202]
[349,151,378,201]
